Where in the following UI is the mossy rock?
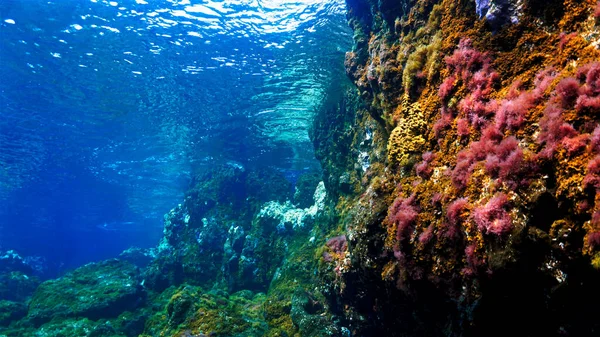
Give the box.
[0,300,26,327]
[293,172,322,208]
[143,285,268,337]
[0,271,40,302]
[27,259,145,326]
[30,318,125,337]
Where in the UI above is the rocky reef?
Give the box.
[325,0,600,336]
[0,164,339,336]
[1,1,599,336]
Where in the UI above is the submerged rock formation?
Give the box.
[27,259,144,326]
[1,1,599,337]
[318,0,600,336]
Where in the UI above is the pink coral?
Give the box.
[447,198,469,225]
[506,79,524,99]
[588,232,600,250]
[463,243,482,276]
[495,68,556,132]
[415,161,429,179]
[452,150,477,189]
[432,193,443,205]
[556,77,581,107]
[444,198,469,240]
[416,152,436,178]
[595,1,600,20]
[573,63,600,112]
[559,32,578,50]
[561,134,589,155]
[457,118,470,137]
[438,39,499,132]
[472,193,513,236]
[439,75,456,101]
[323,235,348,263]
[445,39,491,82]
[585,62,600,95]
[484,137,524,181]
[451,125,502,189]
[575,95,600,112]
[577,63,593,82]
[434,107,455,139]
[388,195,419,243]
[583,155,600,189]
[422,151,435,162]
[460,85,498,130]
[495,98,527,131]
[326,235,348,253]
[537,104,577,158]
[532,67,557,97]
[591,126,600,153]
[418,225,435,244]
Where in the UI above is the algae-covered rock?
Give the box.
[0,271,39,302]
[0,250,36,276]
[327,0,600,336]
[118,247,156,269]
[31,318,125,337]
[246,168,293,204]
[293,171,322,208]
[143,285,268,337]
[145,203,228,291]
[290,289,344,337]
[27,259,144,326]
[145,164,294,293]
[223,182,328,291]
[0,300,26,327]
[0,250,43,303]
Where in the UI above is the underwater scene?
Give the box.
[1,0,600,336]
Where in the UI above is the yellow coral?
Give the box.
[387,97,427,166]
[402,33,443,94]
[592,253,600,269]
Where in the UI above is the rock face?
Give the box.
[2,2,600,336]
[317,0,600,336]
[475,0,522,29]
[0,250,43,304]
[0,301,26,326]
[27,259,144,326]
[144,164,296,292]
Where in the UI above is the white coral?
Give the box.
[258,182,326,230]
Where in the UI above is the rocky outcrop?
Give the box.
[317,0,600,336]
[27,259,144,326]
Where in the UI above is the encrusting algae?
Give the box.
[0,1,599,337]
[326,0,600,336]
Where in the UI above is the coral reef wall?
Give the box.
[321,0,600,336]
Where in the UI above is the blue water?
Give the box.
[0,0,350,274]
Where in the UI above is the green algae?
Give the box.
[27,260,144,327]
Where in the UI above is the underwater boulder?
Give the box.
[0,271,40,302]
[27,317,124,337]
[290,289,345,337]
[0,250,34,275]
[0,300,27,327]
[27,259,145,326]
[293,171,322,209]
[475,0,522,29]
[246,168,293,204]
[145,204,228,291]
[224,183,328,291]
[119,247,157,269]
[185,164,248,220]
